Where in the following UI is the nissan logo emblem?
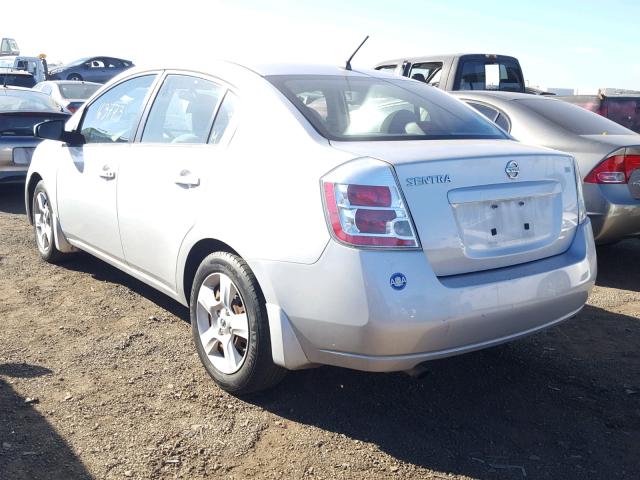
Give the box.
[505,160,519,179]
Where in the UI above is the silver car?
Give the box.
[33,80,101,113]
[453,91,640,244]
[25,63,596,394]
[1,86,69,184]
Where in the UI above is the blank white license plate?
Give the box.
[452,195,557,252]
[13,147,35,165]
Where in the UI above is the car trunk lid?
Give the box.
[331,139,579,276]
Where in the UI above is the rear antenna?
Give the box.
[345,35,369,71]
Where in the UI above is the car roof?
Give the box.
[39,80,101,85]
[375,53,520,67]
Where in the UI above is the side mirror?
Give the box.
[34,120,84,145]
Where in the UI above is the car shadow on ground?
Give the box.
[0,184,26,215]
[0,363,92,480]
[249,305,640,479]
[596,239,640,292]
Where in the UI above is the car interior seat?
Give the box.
[410,73,426,82]
[381,109,419,134]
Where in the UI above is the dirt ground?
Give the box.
[0,183,638,480]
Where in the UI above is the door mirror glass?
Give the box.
[34,119,84,144]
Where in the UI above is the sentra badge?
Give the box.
[405,174,451,187]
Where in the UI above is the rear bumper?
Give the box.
[253,220,597,372]
[585,183,640,243]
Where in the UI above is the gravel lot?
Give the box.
[0,183,638,480]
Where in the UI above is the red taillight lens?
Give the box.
[347,184,391,207]
[323,182,417,248]
[584,153,640,184]
[67,105,78,113]
[355,209,396,234]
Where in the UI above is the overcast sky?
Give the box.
[10,0,639,91]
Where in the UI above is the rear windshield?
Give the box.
[59,82,100,99]
[0,91,62,113]
[603,98,640,133]
[0,73,36,88]
[268,75,508,141]
[457,58,524,93]
[516,98,634,135]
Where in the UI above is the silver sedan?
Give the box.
[25,63,595,394]
[453,91,640,244]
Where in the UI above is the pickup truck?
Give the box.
[374,53,526,93]
[0,56,47,83]
[556,88,640,134]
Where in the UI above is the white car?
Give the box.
[33,80,101,113]
[25,62,597,394]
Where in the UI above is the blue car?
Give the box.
[49,57,134,84]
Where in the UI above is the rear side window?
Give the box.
[516,98,634,135]
[81,74,156,143]
[457,58,524,92]
[209,91,239,144]
[466,102,499,121]
[141,74,222,144]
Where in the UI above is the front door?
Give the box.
[56,73,158,261]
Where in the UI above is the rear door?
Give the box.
[117,72,239,289]
[56,73,158,260]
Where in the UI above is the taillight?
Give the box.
[321,158,419,248]
[67,105,78,113]
[584,151,640,184]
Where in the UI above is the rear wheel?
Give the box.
[190,252,286,395]
[32,181,65,263]
[67,73,82,81]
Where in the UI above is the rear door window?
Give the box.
[408,62,442,84]
[375,65,397,74]
[141,74,223,144]
[466,102,499,121]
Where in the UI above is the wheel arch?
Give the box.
[25,172,43,224]
[181,238,241,306]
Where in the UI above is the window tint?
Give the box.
[142,75,222,144]
[268,75,507,141]
[466,102,499,121]
[516,98,633,135]
[409,62,442,83]
[59,82,100,99]
[210,91,239,144]
[81,74,155,144]
[603,98,640,133]
[0,91,61,113]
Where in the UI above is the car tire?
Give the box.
[32,181,65,263]
[190,251,286,395]
[67,73,82,81]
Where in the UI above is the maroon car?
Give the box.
[558,89,640,134]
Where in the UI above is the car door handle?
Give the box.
[99,165,116,180]
[174,170,200,187]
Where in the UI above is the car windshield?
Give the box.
[0,90,62,112]
[516,98,634,135]
[268,74,507,141]
[59,82,100,99]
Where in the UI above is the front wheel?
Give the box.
[190,252,286,395]
[32,181,65,263]
[67,73,82,81]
